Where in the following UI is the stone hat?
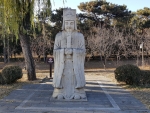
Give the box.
[62,8,77,30]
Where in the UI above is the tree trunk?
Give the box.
[19,33,36,80]
[116,55,120,66]
[7,37,10,63]
[3,47,7,63]
[3,37,7,63]
[103,56,106,70]
[136,54,139,66]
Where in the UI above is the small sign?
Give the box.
[47,57,54,79]
[47,57,54,63]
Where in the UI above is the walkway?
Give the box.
[0,72,149,113]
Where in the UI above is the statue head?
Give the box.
[62,8,77,31]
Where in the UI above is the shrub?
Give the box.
[1,65,23,84]
[0,72,5,84]
[140,70,150,85]
[114,64,141,85]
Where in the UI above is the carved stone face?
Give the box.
[64,20,75,32]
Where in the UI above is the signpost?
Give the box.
[47,57,54,79]
[140,42,144,67]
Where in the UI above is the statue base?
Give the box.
[50,95,87,102]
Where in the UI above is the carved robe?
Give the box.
[52,31,86,99]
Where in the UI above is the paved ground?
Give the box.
[0,72,149,113]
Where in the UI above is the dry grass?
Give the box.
[129,87,150,109]
[109,73,150,110]
[0,82,24,99]
[0,72,46,100]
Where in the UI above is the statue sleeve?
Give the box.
[53,33,64,88]
[73,33,86,88]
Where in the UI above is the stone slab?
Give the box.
[0,73,149,113]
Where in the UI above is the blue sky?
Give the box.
[51,0,150,13]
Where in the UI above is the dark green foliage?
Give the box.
[142,20,150,28]
[140,70,150,85]
[1,65,23,84]
[114,64,141,85]
[114,64,150,86]
[0,72,5,85]
[50,8,63,39]
[78,1,131,27]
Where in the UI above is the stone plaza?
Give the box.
[0,72,149,113]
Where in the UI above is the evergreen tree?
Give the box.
[78,0,131,28]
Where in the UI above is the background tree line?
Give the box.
[0,0,150,79]
[50,1,150,69]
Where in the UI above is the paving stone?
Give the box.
[0,73,149,113]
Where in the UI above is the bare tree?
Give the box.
[86,26,141,69]
[30,36,53,62]
[87,27,117,69]
[86,25,150,69]
[143,28,150,66]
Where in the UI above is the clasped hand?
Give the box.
[65,48,73,55]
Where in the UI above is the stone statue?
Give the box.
[52,8,86,100]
